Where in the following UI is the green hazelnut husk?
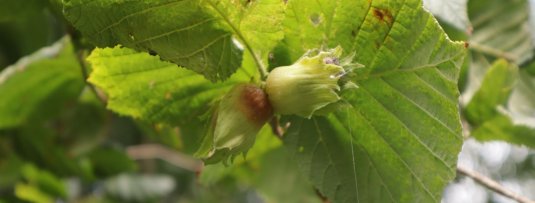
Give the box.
[266,47,348,118]
[196,83,273,164]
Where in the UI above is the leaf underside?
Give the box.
[281,0,465,202]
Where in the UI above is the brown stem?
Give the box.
[75,50,107,104]
[469,42,517,62]
[127,144,203,173]
[457,165,535,203]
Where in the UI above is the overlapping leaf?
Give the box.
[63,0,284,81]
[62,0,241,81]
[280,0,465,202]
[87,46,249,125]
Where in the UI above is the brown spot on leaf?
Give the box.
[372,8,393,25]
[464,41,469,48]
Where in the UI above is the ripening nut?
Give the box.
[265,47,347,118]
[198,83,273,164]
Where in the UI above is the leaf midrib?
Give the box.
[205,0,266,77]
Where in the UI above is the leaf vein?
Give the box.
[358,86,439,201]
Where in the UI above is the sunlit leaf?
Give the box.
[63,0,285,81]
[280,0,466,202]
[87,46,249,125]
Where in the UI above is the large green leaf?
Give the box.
[63,0,284,81]
[281,0,465,202]
[62,0,240,81]
[468,0,533,63]
[87,46,249,125]
[199,128,319,203]
[0,38,84,129]
[464,59,517,126]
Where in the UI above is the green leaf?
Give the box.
[280,0,465,202]
[63,0,284,81]
[21,164,66,198]
[199,129,318,203]
[207,0,285,56]
[465,59,518,126]
[62,0,242,81]
[0,38,84,129]
[87,46,248,125]
[468,0,533,63]
[14,164,66,203]
[253,147,321,203]
[472,115,535,148]
[15,183,54,203]
[199,125,282,185]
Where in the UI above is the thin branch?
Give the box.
[75,50,107,104]
[127,144,203,172]
[457,165,535,203]
[469,42,517,62]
